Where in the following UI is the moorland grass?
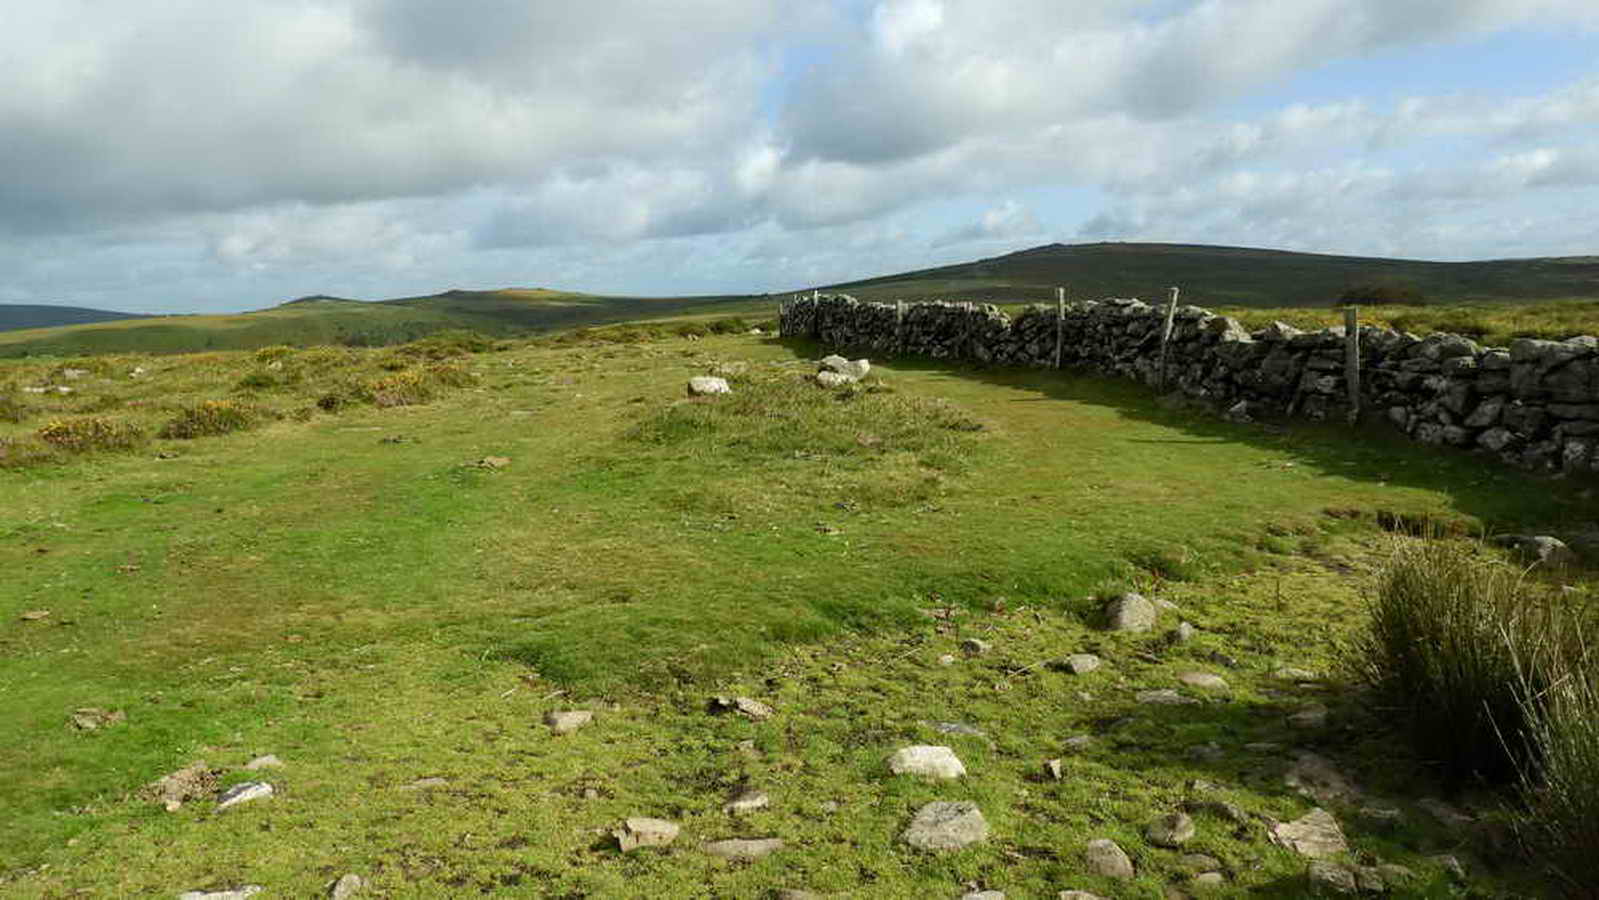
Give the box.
[0,328,1593,896]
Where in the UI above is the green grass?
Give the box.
[1,327,1592,896]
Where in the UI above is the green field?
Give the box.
[3,319,1593,896]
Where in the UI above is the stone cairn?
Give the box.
[779,293,1599,475]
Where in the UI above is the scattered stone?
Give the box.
[142,761,218,811]
[814,371,855,388]
[1185,799,1249,826]
[1287,703,1328,729]
[19,609,50,622]
[1189,872,1225,888]
[933,722,985,737]
[901,801,989,851]
[1177,672,1229,691]
[1430,854,1466,882]
[702,838,784,861]
[216,781,273,811]
[1043,758,1064,780]
[399,777,449,791]
[1357,806,1403,829]
[887,745,967,779]
[61,368,88,380]
[1103,593,1158,632]
[1418,797,1473,828]
[544,710,594,735]
[709,695,773,721]
[476,456,511,469]
[960,638,991,656]
[1285,752,1360,804]
[1269,808,1348,858]
[1274,667,1318,682]
[178,887,263,900]
[1493,534,1578,568]
[1084,838,1135,878]
[243,754,283,771]
[1137,689,1198,705]
[962,892,1004,900]
[938,654,957,666]
[69,708,125,731]
[1374,863,1415,885]
[1145,812,1197,848]
[724,789,770,814]
[1187,742,1224,762]
[1243,742,1282,752]
[1305,860,1358,895]
[1061,653,1101,675]
[1059,893,1107,900]
[687,376,732,396]
[615,817,680,852]
[327,873,366,899]
[817,355,871,380]
[1206,650,1240,669]
[1172,621,1197,643]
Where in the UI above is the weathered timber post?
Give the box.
[1054,286,1065,369]
[1157,286,1181,391]
[1344,305,1361,424]
[896,300,906,356]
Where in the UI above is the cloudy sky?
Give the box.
[3,0,1598,313]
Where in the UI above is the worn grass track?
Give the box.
[1,331,1590,896]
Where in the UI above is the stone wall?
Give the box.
[779,294,1599,475]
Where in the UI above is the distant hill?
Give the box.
[0,304,150,333]
[817,242,1599,308]
[0,289,769,358]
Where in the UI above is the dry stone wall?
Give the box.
[780,294,1599,475]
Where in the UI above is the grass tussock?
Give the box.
[158,400,263,439]
[1,392,36,424]
[35,416,146,453]
[1512,631,1599,893]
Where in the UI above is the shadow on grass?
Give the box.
[774,336,1594,536]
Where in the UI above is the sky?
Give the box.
[2,1,1598,314]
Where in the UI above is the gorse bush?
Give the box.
[363,371,435,407]
[158,400,261,439]
[36,416,146,453]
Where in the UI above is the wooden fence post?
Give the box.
[1344,306,1361,424]
[1157,286,1180,391]
[1054,287,1065,369]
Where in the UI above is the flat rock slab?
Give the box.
[1062,654,1101,675]
[217,781,274,811]
[1059,892,1108,900]
[710,696,773,721]
[179,887,263,900]
[814,371,855,388]
[702,838,784,861]
[724,789,770,814]
[1137,689,1199,706]
[1270,808,1348,859]
[1177,672,1229,690]
[962,892,1005,900]
[69,708,125,731]
[615,817,679,852]
[888,745,967,779]
[687,376,731,396]
[1285,752,1360,804]
[1145,811,1197,847]
[1103,593,1157,632]
[1084,838,1135,878]
[243,754,283,771]
[544,710,594,735]
[933,722,984,737]
[328,873,366,899]
[901,801,988,851]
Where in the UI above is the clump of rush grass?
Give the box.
[35,416,147,453]
[1349,539,1537,784]
[158,399,263,439]
[1,391,36,424]
[1509,619,1599,894]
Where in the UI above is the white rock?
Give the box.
[1062,654,1101,675]
[328,873,366,899]
[702,838,784,861]
[216,782,273,810]
[724,789,770,814]
[814,371,855,388]
[1084,838,1135,878]
[888,745,966,779]
[901,801,988,851]
[178,887,263,900]
[687,376,731,396]
[544,710,594,735]
[1177,672,1229,690]
[1104,593,1158,631]
[243,755,283,771]
[615,817,679,851]
[1269,808,1348,858]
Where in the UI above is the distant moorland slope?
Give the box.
[0,304,150,333]
[819,242,1599,307]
